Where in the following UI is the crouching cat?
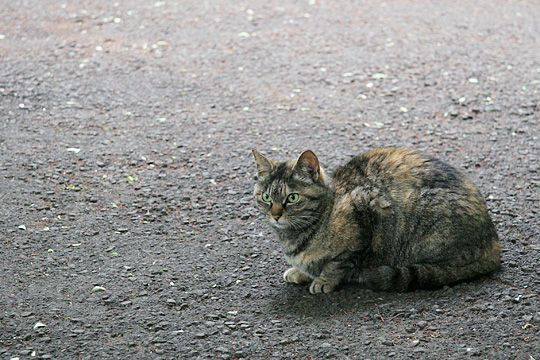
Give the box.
[252,147,501,294]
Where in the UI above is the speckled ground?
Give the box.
[0,1,538,359]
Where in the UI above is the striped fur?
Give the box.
[252,148,501,294]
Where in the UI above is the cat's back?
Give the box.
[333,147,484,198]
[334,147,493,219]
[334,147,434,190]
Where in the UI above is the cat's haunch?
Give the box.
[252,147,501,294]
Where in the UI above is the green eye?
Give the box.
[261,192,272,203]
[287,193,300,203]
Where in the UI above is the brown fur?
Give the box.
[252,147,501,294]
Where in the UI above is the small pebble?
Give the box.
[417,320,428,329]
[33,322,46,330]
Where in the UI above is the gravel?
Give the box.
[0,0,539,359]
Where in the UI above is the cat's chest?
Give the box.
[285,247,327,276]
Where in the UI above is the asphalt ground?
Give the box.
[0,1,539,359]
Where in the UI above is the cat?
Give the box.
[252,147,501,294]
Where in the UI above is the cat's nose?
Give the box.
[270,204,283,221]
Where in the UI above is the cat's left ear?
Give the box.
[294,150,321,182]
[252,149,273,177]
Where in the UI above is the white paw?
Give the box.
[283,267,311,284]
[309,279,337,294]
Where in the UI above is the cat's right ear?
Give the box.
[252,149,273,177]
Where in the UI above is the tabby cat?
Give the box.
[252,147,500,294]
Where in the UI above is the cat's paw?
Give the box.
[309,278,337,294]
[283,267,311,284]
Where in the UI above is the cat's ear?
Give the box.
[294,150,321,182]
[252,149,273,177]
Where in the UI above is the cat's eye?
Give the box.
[286,193,300,203]
[261,192,272,203]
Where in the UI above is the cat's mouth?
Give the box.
[269,218,290,230]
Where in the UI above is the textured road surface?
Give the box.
[1,1,539,359]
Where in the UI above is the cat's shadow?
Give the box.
[268,282,465,320]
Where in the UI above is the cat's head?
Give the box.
[251,149,330,231]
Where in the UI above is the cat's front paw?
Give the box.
[283,267,311,284]
[309,278,338,294]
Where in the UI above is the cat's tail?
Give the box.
[356,242,501,292]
